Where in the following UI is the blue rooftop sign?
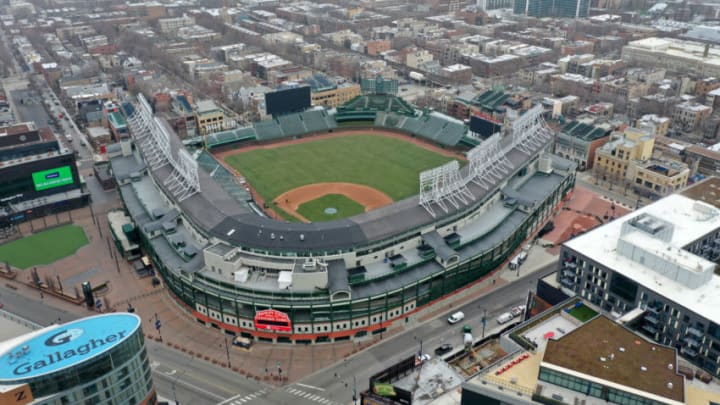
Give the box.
[0,313,141,381]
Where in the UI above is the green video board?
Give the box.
[32,166,74,191]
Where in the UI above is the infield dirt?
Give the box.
[274,182,393,222]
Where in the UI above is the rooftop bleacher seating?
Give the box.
[253,119,285,141]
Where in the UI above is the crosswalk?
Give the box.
[218,388,269,405]
[216,384,345,405]
[284,386,342,405]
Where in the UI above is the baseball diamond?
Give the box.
[112,93,576,344]
[220,133,459,221]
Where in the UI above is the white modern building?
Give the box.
[559,178,720,378]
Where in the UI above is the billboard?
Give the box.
[254,309,292,332]
[32,166,74,191]
[470,115,503,139]
[265,86,311,115]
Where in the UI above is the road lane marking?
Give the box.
[297,383,326,391]
[218,396,242,405]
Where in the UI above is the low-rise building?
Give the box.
[594,127,654,180]
[365,40,391,56]
[554,120,610,171]
[671,101,712,132]
[194,100,224,135]
[628,157,689,198]
[158,15,194,34]
[310,81,360,109]
[685,145,720,177]
[469,54,522,77]
[108,111,129,141]
[404,48,434,70]
[636,114,670,136]
[440,64,472,84]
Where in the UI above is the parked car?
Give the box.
[447,311,465,324]
[419,353,431,362]
[232,336,253,349]
[496,312,514,324]
[511,305,526,317]
[434,343,453,356]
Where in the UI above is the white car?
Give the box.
[496,312,514,324]
[447,311,465,324]
[419,353,431,362]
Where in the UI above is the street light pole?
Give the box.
[224,336,231,368]
[481,309,487,338]
[353,374,357,405]
[414,336,423,356]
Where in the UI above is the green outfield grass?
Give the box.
[224,134,457,203]
[297,194,366,222]
[0,224,88,269]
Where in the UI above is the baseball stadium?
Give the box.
[109,83,576,344]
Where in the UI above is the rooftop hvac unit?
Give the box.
[538,154,553,174]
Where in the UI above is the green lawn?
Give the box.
[225,134,457,202]
[297,194,366,222]
[568,304,598,322]
[0,225,88,269]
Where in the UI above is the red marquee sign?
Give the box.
[254,309,292,332]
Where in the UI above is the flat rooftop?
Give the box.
[563,193,720,324]
[680,176,720,209]
[543,316,684,403]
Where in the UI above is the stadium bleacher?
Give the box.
[253,119,285,141]
[196,151,253,204]
[303,110,337,133]
[203,93,467,149]
[277,114,308,137]
[205,126,257,149]
[393,111,468,147]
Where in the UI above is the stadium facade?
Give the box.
[0,313,156,404]
[110,94,576,343]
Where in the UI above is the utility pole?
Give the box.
[224,336,231,368]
